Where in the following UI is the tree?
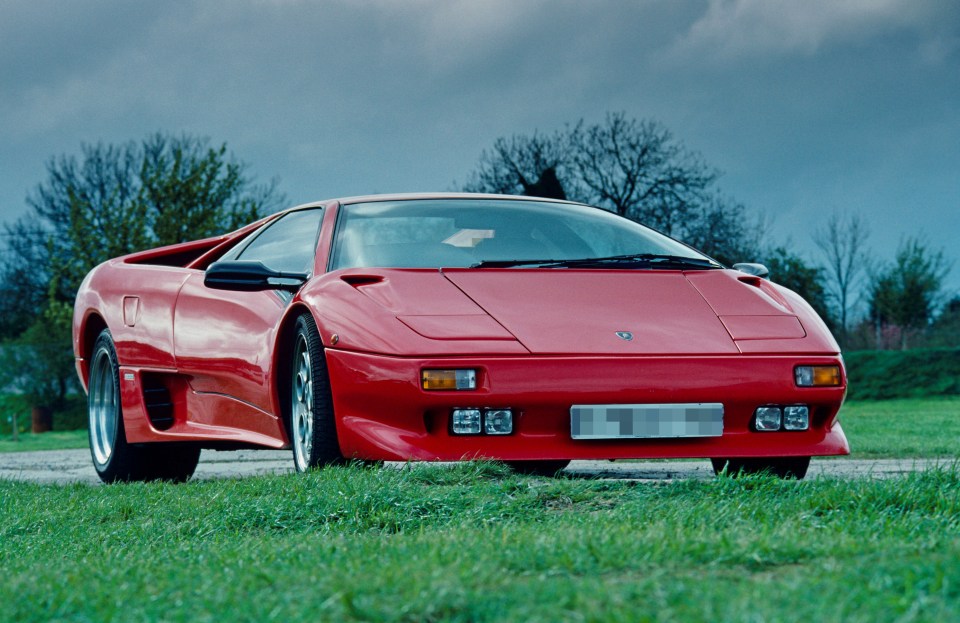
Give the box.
[762,247,834,328]
[464,129,573,200]
[0,301,76,430]
[141,135,272,245]
[813,212,870,343]
[868,237,951,350]
[682,195,767,267]
[0,219,49,338]
[0,133,284,422]
[921,297,960,348]
[463,113,759,260]
[8,133,283,312]
[570,112,717,236]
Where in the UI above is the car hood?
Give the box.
[312,268,836,356]
[443,269,743,355]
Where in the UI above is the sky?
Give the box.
[2,0,958,298]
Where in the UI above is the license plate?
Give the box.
[570,403,724,439]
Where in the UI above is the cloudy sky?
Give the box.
[2,0,958,293]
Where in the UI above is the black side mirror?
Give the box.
[732,262,770,279]
[204,261,308,292]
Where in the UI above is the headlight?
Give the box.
[783,406,810,431]
[451,409,482,434]
[754,407,782,431]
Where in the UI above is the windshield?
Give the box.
[329,198,717,270]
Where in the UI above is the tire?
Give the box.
[710,457,810,480]
[289,314,343,471]
[504,460,571,477]
[88,329,200,483]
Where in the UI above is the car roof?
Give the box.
[286,192,587,212]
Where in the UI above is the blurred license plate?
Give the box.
[571,403,723,439]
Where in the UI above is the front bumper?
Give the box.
[325,350,849,462]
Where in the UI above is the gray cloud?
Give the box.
[1,0,957,294]
[670,0,952,60]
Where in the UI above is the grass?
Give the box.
[0,429,87,453]
[838,397,960,458]
[1,462,958,622]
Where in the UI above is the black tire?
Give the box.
[710,457,810,480]
[88,329,200,483]
[504,460,571,477]
[289,314,343,471]
[136,444,202,482]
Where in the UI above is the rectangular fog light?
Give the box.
[484,409,513,435]
[783,406,810,431]
[422,369,477,391]
[451,409,482,434]
[754,406,782,431]
[795,365,841,387]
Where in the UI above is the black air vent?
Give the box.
[142,380,174,431]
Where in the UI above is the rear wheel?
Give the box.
[289,314,342,471]
[710,457,810,480]
[504,460,571,477]
[88,329,200,483]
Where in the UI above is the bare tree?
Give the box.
[762,246,833,329]
[463,113,764,263]
[682,195,767,267]
[463,129,574,200]
[570,112,716,236]
[813,212,870,343]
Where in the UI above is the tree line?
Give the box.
[462,113,954,351]
[0,134,283,424]
[0,118,954,423]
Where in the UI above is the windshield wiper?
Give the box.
[471,253,721,270]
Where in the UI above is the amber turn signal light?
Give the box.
[794,365,841,387]
[422,369,477,390]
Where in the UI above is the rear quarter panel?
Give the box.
[74,260,190,387]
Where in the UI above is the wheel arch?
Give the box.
[78,311,109,390]
[272,302,325,442]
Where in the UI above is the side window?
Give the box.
[235,208,323,273]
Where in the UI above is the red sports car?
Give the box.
[73,193,848,482]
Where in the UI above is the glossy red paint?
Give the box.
[325,349,847,461]
[73,193,849,463]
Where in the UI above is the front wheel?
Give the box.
[88,329,200,483]
[289,314,342,472]
[710,457,810,480]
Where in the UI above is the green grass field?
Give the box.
[2,397,959,621]
[1,463,958,622]
[1,290,955,622]
[838,397,960,458]
[0,429,87,453]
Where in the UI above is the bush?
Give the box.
[53,395,88,431]
[0,394,31,435]
[845,348,960,400]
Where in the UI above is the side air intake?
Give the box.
[142,377,175,431]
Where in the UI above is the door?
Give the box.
[173,208,325,431]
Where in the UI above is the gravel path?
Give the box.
[0,448,951,485]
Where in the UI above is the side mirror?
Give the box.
[732,262,769,279]
[204,261,308,292]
